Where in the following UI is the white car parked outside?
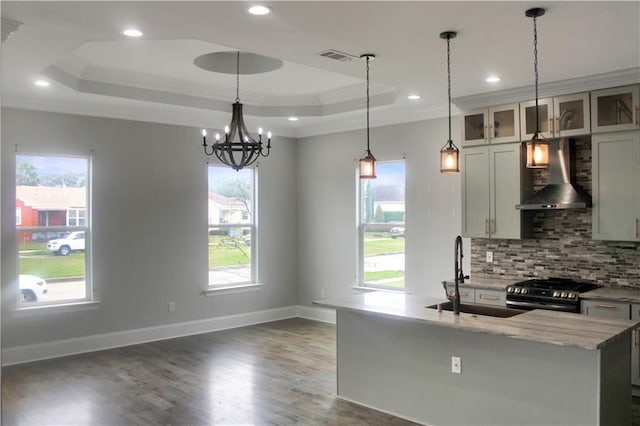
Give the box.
[47,231,85,256]
[19,274,48,303]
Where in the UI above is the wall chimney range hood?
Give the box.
[516,139,592,210]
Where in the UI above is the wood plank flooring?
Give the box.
[2,318,419,425]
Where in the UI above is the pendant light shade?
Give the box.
[525,7,549,169]
[439,31,459,173]
[359,54,376,179]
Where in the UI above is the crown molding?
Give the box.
[453,67,640,111]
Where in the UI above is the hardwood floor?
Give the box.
[2,318,419,425]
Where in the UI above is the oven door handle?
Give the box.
[506,299,577,312]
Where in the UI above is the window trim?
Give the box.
[15,153,93,307]
[207,165,258,288]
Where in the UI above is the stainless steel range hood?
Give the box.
[516,139,591,210]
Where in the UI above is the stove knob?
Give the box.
[515,288,521,294]
[522,288,529,295]
[561,292,567,298]
[553,291,561,297]
[507,287,514,293]
[569,293,576,299]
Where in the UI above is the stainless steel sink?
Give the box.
[426,302,525,318]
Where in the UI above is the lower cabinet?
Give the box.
[582,299,640,387]
[445,285,505,306]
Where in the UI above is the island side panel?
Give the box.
[336,309,607,426]
[598,333,631,425]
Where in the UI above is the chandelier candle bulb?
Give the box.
[202,129,207,146]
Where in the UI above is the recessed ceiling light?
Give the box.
[34,80,50,87]
[248,5,270,15]
[485,75,501,83]
[288,116,299,121]
[123,28,143,37]
[407,94,421,100]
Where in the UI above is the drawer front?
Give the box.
[475,289,506,306]
[631,303,640,321]
[446,285,475,303]
[581,300,630,319]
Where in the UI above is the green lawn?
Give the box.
[19,252,85,279]
[209,236,251,267]
[363,236,404,256]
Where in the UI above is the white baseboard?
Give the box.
[296,304,336,324]
[2,305,299,366]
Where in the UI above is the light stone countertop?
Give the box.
[581,287,640,303]
[314,291,638,351]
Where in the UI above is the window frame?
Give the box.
[15,153,93,307]
[357,159,406,291]
[207,165,258,289]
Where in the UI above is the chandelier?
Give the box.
[359,54,377,179]
[201,51,272,171]
[439,31,459,173]
[525,7,549,168]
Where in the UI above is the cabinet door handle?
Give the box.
[635,329,639,348]
[548,117,553,135]
[484,125,489,141]
[554,116,559,134]
[485,219,489,235]
[635,106,639,125]
[636,218,639,238]
[491,219,496,235]
[592,303,619,309]
[460,292,471,298]
[479,294,500,301]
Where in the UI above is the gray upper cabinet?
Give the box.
[461,103,520,147]
[520,93,590,140]
[461,143,522,239]
[591,85,640,133]
[592,131,640,241]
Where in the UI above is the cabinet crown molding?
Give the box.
[453,67,640,111]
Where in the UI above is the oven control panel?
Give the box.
[506,286,578,300]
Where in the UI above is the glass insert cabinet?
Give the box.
[462,103,520,146]
[591,85,640,133]
[520,92,591,140]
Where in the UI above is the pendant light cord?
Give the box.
[533,14,539,137]
[447,36,452,143]
[366,55,371,152]
[235,51,240,103]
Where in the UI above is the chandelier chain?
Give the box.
[447,36,452,142]
[533,14,539,136]
[236,51,240,102]
[366,55,370,151]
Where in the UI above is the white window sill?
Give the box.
[349,285,409,295]
[12,300,100,317]
[203,283,263,296]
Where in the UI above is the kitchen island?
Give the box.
[315,291,638,426]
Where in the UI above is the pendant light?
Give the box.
[359,54,376,179]
[525,7,549,169]
[439,31,459,173]
[201,51,272,171]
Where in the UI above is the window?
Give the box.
[208,166,256,286]
[16,154,91,305]
[359,161,405,290]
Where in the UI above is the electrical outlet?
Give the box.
[486,251,494,263]
[168,302,175,313]
[451,356,461,374]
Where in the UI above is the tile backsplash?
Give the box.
[470,138,640,287]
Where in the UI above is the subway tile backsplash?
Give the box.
[470,138,640,287]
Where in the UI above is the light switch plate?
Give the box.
[451,356,461,374]
[486,251,494,263]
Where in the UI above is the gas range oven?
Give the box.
[505,278,601,313]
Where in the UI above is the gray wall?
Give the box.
[1,108,298,348]
[295,118,464,305]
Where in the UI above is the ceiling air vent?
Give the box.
[316,49,359,62]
